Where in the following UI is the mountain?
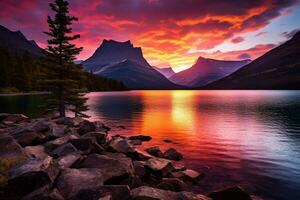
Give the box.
[204,31,300,89]
[153,66,175,78]
[82,40,181,89]
[82,40,150,72]
[169,57,251,87]
[0,25,41,56]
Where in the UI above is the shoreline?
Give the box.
[0,113,256,200]
[0,92,50,97]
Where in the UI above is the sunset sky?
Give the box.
[1,0,300,72]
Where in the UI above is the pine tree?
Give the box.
[41,0,87,117]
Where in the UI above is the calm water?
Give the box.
[1,90,300,200]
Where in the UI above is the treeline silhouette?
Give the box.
[0,48,127,93]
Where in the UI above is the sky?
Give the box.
[0,0,299,72]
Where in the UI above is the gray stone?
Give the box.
[24,145,48,159]
[144,158,174,177]
[145,146,164,158]
[82,131,107,144]
[51,143,78,158]
[79,153,134,184]
[21,185,64,200]
[133,161,149,179]
[56,168,104,199]
[77,120,96,135]
[163,148,183,161]
[171,169,203,183]
[131,186,178,200]
[0,135,27,160]
[108,137,135,153]
[1,113,29,123]
[7,156,59,197]
[57,153,82,169]
[157,178,187,192]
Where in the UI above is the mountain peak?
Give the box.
[83,39,150,71]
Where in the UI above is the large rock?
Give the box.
[49,123,69,138]
[207,186,252,200]
[21,185,64,200]
[108,137,135,153]
[56,168,104,199]
[54,117,75,127]
[145,146,163,158]
[13,131,44,147]
[51,143,78,158]
[79,153,134,184]
[129,149,153,161]
[82,131,107,144]
[43,134,78,153]
[72,185,131,200]
[131,186,179,200]
[77,120,96,135]
[132,186,209,200]
[144,158,174,177]
[157,178,187,192]
[7,156,59,197]
[133,161,149,180]
[24,145,48,159]
[171,169,203,183]
[0,135,27,159]
[57,153,82,169]
[31,120,50,132]
[0,113,29,123]
[129,135,152,141]
[69,138,104,154]
[163,148,183,161]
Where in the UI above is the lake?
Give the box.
[1,90,300,200]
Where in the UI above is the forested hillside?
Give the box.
[0,48,127,93]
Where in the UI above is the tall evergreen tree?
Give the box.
[41,0,87,117]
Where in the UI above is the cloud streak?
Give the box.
[0,0,298,70]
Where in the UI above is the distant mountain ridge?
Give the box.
[82,40,182,89]
[153,66,175,78]
[0,25,41,56]
[204,31,300,89]
[170,57,251,87]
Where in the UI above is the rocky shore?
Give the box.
[0,113,254,200]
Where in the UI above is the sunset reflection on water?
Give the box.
[85,90,300,200]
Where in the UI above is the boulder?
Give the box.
[157,178,187,192]
[163,139,172,143]
[172,162,187,172]
[130,139,142,145]
[69,138,104,154]
[0,113,29,123]
[57,153,82,169]
[7,156,59,197]
[13,131,44,147]
[79,154,134,184]
[132,186,209,200]
[108,137,135,153]
[77,120,96,135]
[21,185,64,200]
[145,146,163,158]
[133,161,149,180]
[81,131,107,144]
[171,169,203,183]
[207,186,252,200]
[129,135,152,141]
[72,185,131,200]
[129,149,153,161]
[43,134,77,153]
[118,175,143,189]
[163,148,183,161]
[51,143,78,158]
[56,168,104,199]
[131,186,179,200]
[24,145,48,159]
[144,158,174,177]
[0,135,27,159]
[50,124,69,138]
[32,120,50,132]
